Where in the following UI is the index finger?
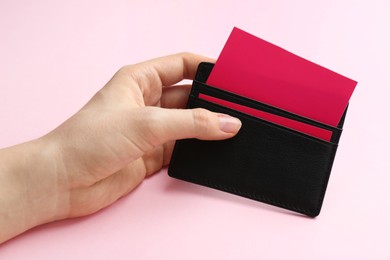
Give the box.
[130,52,215,87]
[105,52,215,106]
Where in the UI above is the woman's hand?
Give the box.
[0,53,241,243]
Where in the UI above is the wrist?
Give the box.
[0,137,68,243]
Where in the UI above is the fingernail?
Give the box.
[218,114,242,133]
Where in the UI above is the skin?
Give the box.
[0,53,241,244]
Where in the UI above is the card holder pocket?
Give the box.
[168,63,347,217]
[193,80,342,143]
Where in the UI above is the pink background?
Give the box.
[0,0,389,259]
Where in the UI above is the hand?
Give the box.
[0,53,241,243]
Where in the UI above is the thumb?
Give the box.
[133,107,242,148]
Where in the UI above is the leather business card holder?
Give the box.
[168,62,347,217]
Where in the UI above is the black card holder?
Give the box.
[168,62,347,217]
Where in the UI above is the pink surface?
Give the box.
[0,0,389,259]
[207,27,356,139]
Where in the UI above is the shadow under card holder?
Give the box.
[168,62,347,217]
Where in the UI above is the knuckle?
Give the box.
[116,65,131,77]
[117,65,136,79]
[178,51,195,59]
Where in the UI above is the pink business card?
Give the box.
[206,27,357,140]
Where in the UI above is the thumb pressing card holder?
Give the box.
[168,62,347,217]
